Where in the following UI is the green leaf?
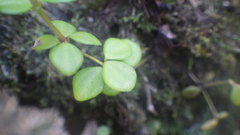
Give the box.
[103,61,137,92]
[49,43,83,76]
[122,39,142,66]
[201,119,218,131]
[0,0,32,14]
[72,67,104,101]
[103,38,131,60]
[97,126,110,135]
[230,85,240,106]
[32,34,59,51]
[40,0,76,3]
[52,20,76,37]
[102,85,120,96]
[70,32,102,46]
[217,111,229,119]
[181,86,201,99]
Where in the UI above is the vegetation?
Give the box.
[0,0,142,101]
[0,0,240,134]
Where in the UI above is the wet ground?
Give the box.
[1,0,240,135]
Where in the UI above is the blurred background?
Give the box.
[0,0,240,135]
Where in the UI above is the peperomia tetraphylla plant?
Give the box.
[0,0,142,101]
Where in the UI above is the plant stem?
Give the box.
[31,0,104,65]
[201,89,219,118]
[188,72,219,118]
[81,51,103,65]
[37,10,67,42]
[31,0,66,42]
[203,79,233,88]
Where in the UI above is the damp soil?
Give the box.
[1,0,240,135]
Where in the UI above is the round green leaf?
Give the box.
[230,85,240,106]
[0,0,32,14]
[52,20,76,37]
[103,61,137,92]
[217,111,229,119]
[122,39,142,66]
[70,32,102,46]
[40,0,76,3]
[181,86,201,99]
[102,85,120,96]
[49,43,83,76]
[201,119,219,130]
[72,67,104,101]
[103,38,131,60]
[32,34,59,51]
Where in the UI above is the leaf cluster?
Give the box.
[39,21,142,101]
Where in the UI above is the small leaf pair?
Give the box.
[72,60,138,101]
[52,20,101,46]
[32,20,77,51]
[101,38,141,96]
[32,20,101,76]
